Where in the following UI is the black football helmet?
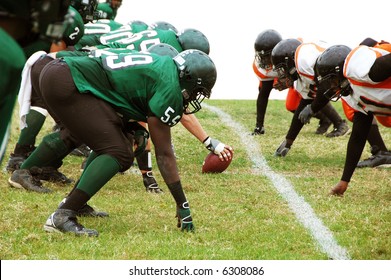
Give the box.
[315,45,352,101]
[70,0,98,23]
[147,43,179,58]
[177,28,210,55]
[173,50,217,114]
[271,38,301,90]
[254,29,282,70]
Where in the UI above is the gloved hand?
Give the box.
[126,122,149,157]
[298,104,314,124]
[133,129,149,157]
[274,140,290,157]
[176,202,195,232]
[203,136,225,154]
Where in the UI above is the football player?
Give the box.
[251,30,332,135]
[301,43,391,196]
[271,39,350,157]
[0,0,70,164]
[38,49,216,236]
[5,6,86,186]
[96,0,122,20]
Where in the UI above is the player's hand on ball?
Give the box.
[203,136,233,161]
[176,202,195,232]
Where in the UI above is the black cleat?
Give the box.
[6,155,26,172]
[44,209,99,237]
[251,126,265,135]
[357,150,391,168]
[315,119,332,135]
[326,120,351,138]
[58,198,109,217]
[30,166,74,184]
[6,144,36,172]
[8,169,52,193]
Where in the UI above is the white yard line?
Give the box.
[203,103,350,260]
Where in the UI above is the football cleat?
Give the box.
[44,209,99,237]
[30,166,74,184]
[58,198,109,217]
[326,120,350,138]
[8,169,52,193]
[6,144,36,172]
[357,149,391,168]
[6,155,26,173]
[315,119,332,135]
[251,126,265,135]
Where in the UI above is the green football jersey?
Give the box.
[104,29,183,52]
[75,19,123,49]
[64,52,183,126]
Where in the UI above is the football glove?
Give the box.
[126,122,149,157]
[298,104,314,124]
[274,140,290,157]
[176,202,195,232]
[203,136,225,154]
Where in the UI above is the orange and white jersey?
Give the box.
[343,45,391,117]
[252,59,278,82]
[294,41,329,99]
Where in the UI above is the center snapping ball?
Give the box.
[202,152,233,173]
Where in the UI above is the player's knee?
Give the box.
[112,147,134,171]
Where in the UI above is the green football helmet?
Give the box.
[147,43,179,58]
[177,28,210,54]
[149,21,178,33]
[173,49,217,114]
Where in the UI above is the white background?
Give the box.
[115,0,390,100]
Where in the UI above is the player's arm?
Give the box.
[148,115,194,232]
[180,113,233,161]
[369,53,391,82]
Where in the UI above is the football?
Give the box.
[202,152,233,173]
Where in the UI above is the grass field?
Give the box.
[0,99,390,261]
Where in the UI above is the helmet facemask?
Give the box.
[255,50,273,70]
[273,59,298,91]
[181,81,211,115]
[317,73,352,102]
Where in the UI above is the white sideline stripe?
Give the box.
[203,103,350,260]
